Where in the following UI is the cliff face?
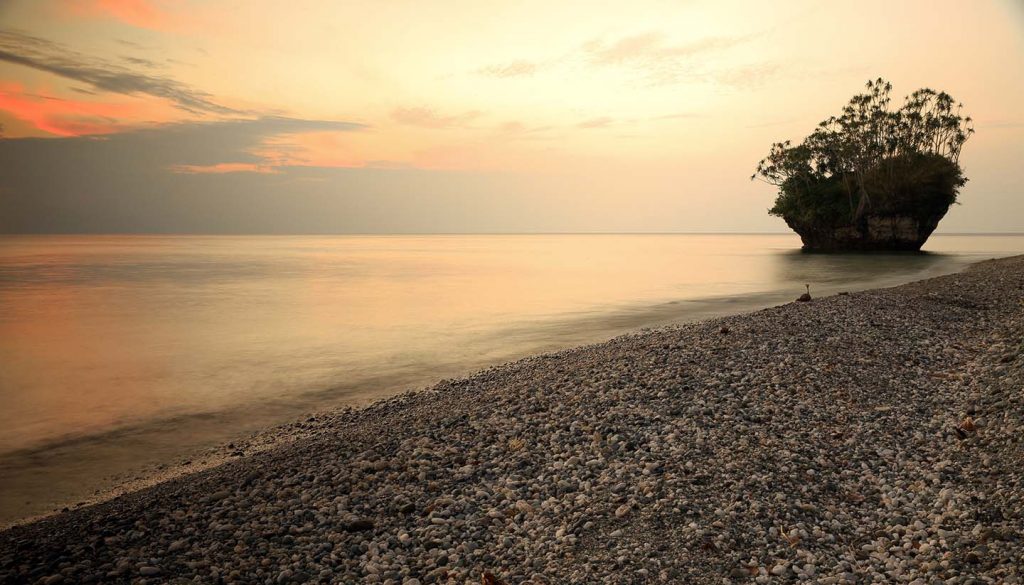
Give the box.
[784,211,948,251]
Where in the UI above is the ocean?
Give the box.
[1,233,1022,523]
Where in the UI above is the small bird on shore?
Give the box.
[797,284,812,302]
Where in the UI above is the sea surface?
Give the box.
[1,233,1023,524]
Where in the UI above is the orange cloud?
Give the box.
[60,0,179,31]
[0,83,183,136]
[170,163,279,174]
[254,131,369,168]
[259,129,532,172]
[167,131,373,175]
[391,107,481,129]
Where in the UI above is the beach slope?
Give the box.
[2,256,1023,584]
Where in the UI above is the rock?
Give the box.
[139,566,160,576]
[785,213,948,251]
[208,490,230,502]
[342,518,375,532]
[168,539,188,552]
[730,567,750,578]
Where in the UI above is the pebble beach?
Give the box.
[2,254,1023,584]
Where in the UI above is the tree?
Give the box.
[752,79,973,250]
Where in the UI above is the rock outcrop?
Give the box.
[754,80,971,253]
[783,210,949,252]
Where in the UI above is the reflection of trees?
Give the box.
[770,249,946,285]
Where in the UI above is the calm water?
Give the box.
[1,234,1022,523]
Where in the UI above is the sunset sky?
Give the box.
[1,0,1022,233]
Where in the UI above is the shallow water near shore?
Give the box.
[1,233,1023,525]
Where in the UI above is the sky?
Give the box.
[0,0,1021,234]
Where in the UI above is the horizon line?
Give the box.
[2,231,1024,237]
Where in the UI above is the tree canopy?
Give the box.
[753,78,973,227]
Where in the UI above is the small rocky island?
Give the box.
[753,78,974,251]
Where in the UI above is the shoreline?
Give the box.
[3,255,1023,582]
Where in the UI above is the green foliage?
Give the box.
[769,153,965,226]
[768,173,851,227]
[753,78,973,227]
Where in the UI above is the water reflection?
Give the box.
[770,250,950,288]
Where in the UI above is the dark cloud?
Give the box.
[0,116,589,235]
[120,55,161,69]
[0,29,236,115]
[0,117,372,233]
[115,38,155,51]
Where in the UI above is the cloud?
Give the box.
[120,55,161,69]
[498,120,553,134]
[0,115,363,172]
[0,29,237,115]
[577,116,614,129]
[390,107,481,129]
[170,162,280,174]
[475,31,759,87]
[476,60,539,78]
[0,82,174,136]
[582,31,755,84]
[491,121,556,142]
[115,38,149,49]
[0,117,367,233]
[584,32,661,66]
[713,63,781,88]
[500,121,527,133]
[585,32,749,65]
[650,112,700,121]
[0,117,554,234]
[60,0,178,31]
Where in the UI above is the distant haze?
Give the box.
[0,0,1022,234]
